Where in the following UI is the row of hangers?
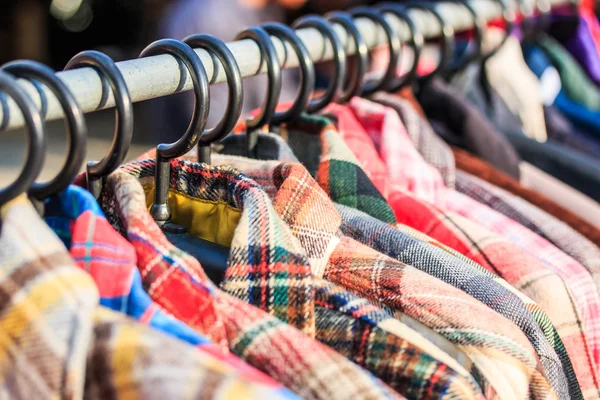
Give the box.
[0,0,573,235]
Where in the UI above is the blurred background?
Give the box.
[0,0,375,183]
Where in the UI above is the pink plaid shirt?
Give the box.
[324,97,600,396]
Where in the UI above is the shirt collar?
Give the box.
[336,97,450,207]
[370,92,457,189]
[277,113,398,225]
[103,160,317,337]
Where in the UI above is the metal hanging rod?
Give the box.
[0,0,573,132]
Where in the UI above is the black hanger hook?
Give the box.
[325,11,369,103]
[375,3,424,91]
[483,0,516,61]
[350,7,402,95]
[261,23,315,124]
[64,50,133,200]
[3,60,87,200]
[446,0,485,75]
[404,2,456,83]
[235,26,282,157]
[292,15,346,113]
[0,71,46,207]
[183,34,244,164]
[139,39,210,226]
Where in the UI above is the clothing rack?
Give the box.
[0,0,574,132]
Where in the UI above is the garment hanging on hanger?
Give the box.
[96,163,408,400]
[212,114,565,399]
[319,99,595,397]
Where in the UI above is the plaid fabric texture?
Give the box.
[334,202,575,399]
[44,185,288,391]
[101,163,405,400]
[212,156,557,400]
[455,170,600,295]
[0,197,291,400]
[280,114,398,225]
[370,92,456,189]
[341,97,599,397]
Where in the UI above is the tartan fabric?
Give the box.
[210,157,558,400]
[370,92,456,189]
[0,196,293,400]
[455,171,600,300]
[43,185,288,391]
[278,114,398,225]
[87,307,293,400]
[453,146,600,247]
[101,163,406,400]
[340,97,599,397]
[350,96,600,360]
[334,201,575,399]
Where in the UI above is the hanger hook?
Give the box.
[292,15,347,113]
[404,2,456,83]
[349,7,403,95]
[325,11,369,103]
[183,34,244,164]
[261,22,316,124]
[64,50,133,200]
[483,0,516,61]
[375,3,424,91]
[2,60,87,200]
[139,39,210,226]
[0,71,46,207]
[446,0,485,75]
[235,26,282,157]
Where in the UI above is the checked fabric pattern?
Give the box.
[100,163,405,400]
[43,185,289,393]
[0,197,291,400]
[212,156,557,400]
[334,201,575,400]
[455,170,600,296]
[340,96,600,398]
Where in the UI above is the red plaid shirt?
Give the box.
[99,163,404,400]
[326,97,600,397]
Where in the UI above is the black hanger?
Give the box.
[349,7,403,95]
[375,3,424,91]
[183,34,244,165]
[2,60,87,203]
[0,71,45,209]
[292,15,347,113]
[261,22,316,123]
[235,26,282,157]
[139,39,210,227]
[445,0,485,76]
[403,2,455,84]
[325,11,369,103]
[64,51,134,200]
[482,0,516,61]
[140,39,231,285]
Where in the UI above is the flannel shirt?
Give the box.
[43,185,289,393]
[211,155,556,400]
[343,95,599,397]
[452,146,600,247]
[0,196,294,400]
[454,171,600,297]
[100,164,406,400]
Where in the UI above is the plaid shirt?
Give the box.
[343,96,599,397]
[43,185,289,393]
[100,164,406,400]
[455,171,600,292]
[0,197,294,400]
[211,155,556,400]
